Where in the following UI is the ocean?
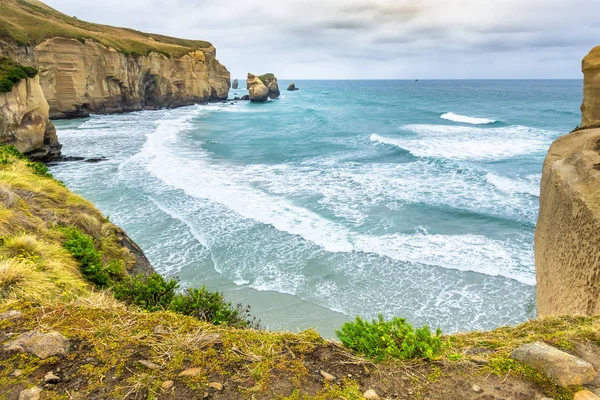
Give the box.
[50,80,582,338]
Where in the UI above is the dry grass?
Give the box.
[0,0,213,57]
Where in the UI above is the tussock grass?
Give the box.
[0,0,212,57]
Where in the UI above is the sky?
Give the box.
[43,0,600,79]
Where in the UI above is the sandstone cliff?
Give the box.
[582,46,600,128]
[247,73,269,102]
[0,0,230,118]
[0,73,60,159]
[535,127,600,316]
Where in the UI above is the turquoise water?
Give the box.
[50,80,582,337]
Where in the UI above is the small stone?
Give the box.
[138,360,161,370]
[363,389,381,399]
[511,342,597,387]
[44,371,61,384]
[18,386,42,400]
[0,310,22,320]
[208,382,224,391]
[3,331,70,359]
[11,369,23,377]
[470,356,489,365]
[161,380,174,390]
[179,367,203,377]
[154,325,169,335]
[203,392,209,399]
[320,370,336,382]
[472,384,483,393]
[574,390,600,400]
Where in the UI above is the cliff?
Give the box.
[535,46,600,317]
[0,0,230,118]
[0,57,60,159]
[582,46,600,128]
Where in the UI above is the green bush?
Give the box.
[170,286,255,328]
[336,314,444,361]
[112,273,178,312]
[26,161,54,178]
[61,227,122,286]
[0,57,38,93]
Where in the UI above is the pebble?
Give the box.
[320,370,336,382]
[18,386,42,400]
[363,389,381,399]
[472,384,483,393]
[11,369,23,377]
[179,367,203,377]
[470,355,489,365]
[0,310,22,320]
[44,371,61,384]
[208,382,224,391]
[161,380,174,390]
[138,360,161,370]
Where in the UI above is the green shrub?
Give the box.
[61,227,122,286]
[0,145,25,165]
[0,57,38,93]
[112,273,178,312]
[336,314,444,361]
[170,286,256,328]
[26,161,54,178]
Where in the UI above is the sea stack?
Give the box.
[287,83,299,91]
[247,73,280,102]
[581,46,600,128]
[535,45,600,317]
[232,79,239,89]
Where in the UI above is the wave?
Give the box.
[441,112,497,125]
[486,173,540,197]
[372,124,556,161]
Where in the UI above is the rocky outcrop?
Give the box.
[246,73,280,102]
[582,46,600,128]
[535,126,600,316]
[0,75,61,160]
[246,73,269,102]
[287,83,299,91]
[4,38,230,119]
[232,79,238,89]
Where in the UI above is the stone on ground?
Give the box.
[4,331,70,359]
[363,389,380,399]
[43,371,61,384]
[18,386,42,400]
[0,310,22,320]
[208,382,224,391]
[179,367,202,377]
[510,341,597,387]
[138,360,161,370]
[574,390,600,400]
[320,370,336,382]
[161,380,174,390]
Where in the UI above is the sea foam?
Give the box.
[441,112,497,125]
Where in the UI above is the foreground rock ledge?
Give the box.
[511,342,597,387]
[3,331,70,359]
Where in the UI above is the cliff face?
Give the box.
[535,127,600,316]
[535,47,600,317]
[0,74,60,159]
[582,46,600,128]
[7,38,230,118]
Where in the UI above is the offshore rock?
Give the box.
[287,83,299,91]
[260,73,280,99]
[247,73,269,102]
[582,46,600,127]
[232,79,239,89]
[0,75,61,160]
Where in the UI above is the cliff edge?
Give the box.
[582,46,600,128]
[0,0,230,118]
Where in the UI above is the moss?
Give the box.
[0,56,37,93]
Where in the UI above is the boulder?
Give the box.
[510,342,597,387]
[259,73,280,99]
[232,79,239,89]
[0,310,22,320]
[246,73,269,102]
[574,390,600,400]
[240,95,250,101]
[287,83,299,91]
[3,331,70,359]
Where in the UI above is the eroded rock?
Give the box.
[232,79,239,89]
[511,342,597,387]
[247,74,269,102]
[582,46,600,128]
[4,331,70,359]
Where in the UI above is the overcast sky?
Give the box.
[44,0,599,79]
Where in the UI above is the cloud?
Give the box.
[43,0,600,78]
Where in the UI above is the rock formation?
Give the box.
[287,83,299,91]
[0,74,61,160]
[4,38,230,119]
[246,73,280,102]
[535,45,600,317]
[246,73,269,102]
[232,79,239,89]
[582,46,600,128]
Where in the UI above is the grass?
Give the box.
[0,56,37,93]
[258,73,276,85]
[0,0,213,57]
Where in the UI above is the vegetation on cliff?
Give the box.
[0,0,212,57]
[0,56,37,93]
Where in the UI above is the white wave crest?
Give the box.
[441,112,497,125]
